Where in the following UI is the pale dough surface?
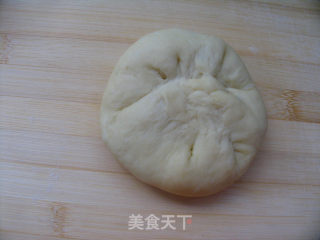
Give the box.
[101,29,267,197]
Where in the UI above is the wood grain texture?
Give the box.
[1,1,320,239]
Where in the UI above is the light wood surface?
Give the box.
[1,1,320,239]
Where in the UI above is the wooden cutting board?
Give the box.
[1,1,320,239]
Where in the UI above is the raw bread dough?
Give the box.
[101,29,267,197]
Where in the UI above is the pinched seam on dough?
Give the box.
[116,77,167,112]
[114,45,255,170]
[115,89,254,174]
[186,131,198,164]
[113,43,254,167]
[213,44,227,79]
[183,87,252,170]
[115,54,180,112]
[225,91,259,174]
[115,44,231,113]
[148,65,167,80]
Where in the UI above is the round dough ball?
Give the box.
[101,29,267,197]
